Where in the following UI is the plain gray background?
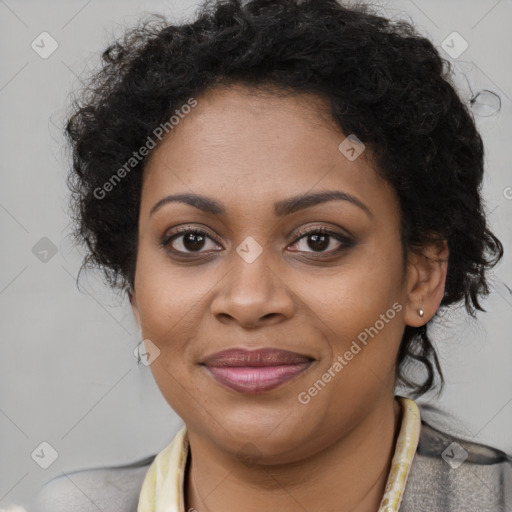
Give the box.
[1,0,511,509]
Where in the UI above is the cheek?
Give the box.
[135,245,208,343]
[299,239,405,383]
[306,241,404,335]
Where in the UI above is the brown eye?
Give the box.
[162,227,221,254]
[289,227,354,254]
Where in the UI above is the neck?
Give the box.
[185,397,402,512]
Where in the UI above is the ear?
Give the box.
[130,289,141,330]
[403,239,449,327]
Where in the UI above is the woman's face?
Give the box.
[131,85,440,463]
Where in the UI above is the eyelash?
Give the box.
[160,225,354,258]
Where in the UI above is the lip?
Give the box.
[202,348,314,393]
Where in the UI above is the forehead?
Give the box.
[143,84,337,171]
[140,84,396,219]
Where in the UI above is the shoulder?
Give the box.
[401,420,512,511]
[31,455,155,512]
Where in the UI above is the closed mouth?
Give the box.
[202,348,314,393]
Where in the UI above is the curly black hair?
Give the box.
[64,0,504,398]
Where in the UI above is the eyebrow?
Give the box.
[149,190,373,218]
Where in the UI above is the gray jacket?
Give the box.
[31,420,512,511]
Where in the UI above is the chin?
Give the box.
[204,407,320,462]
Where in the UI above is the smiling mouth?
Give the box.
[202,348,314,393]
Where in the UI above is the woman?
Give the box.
[33,0,511,510]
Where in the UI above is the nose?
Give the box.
[210,249,295,329]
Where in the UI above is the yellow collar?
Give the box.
[137,396,421,512]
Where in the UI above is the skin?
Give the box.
[130,84,449,512]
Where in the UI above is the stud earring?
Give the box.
[418,308,424,318]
